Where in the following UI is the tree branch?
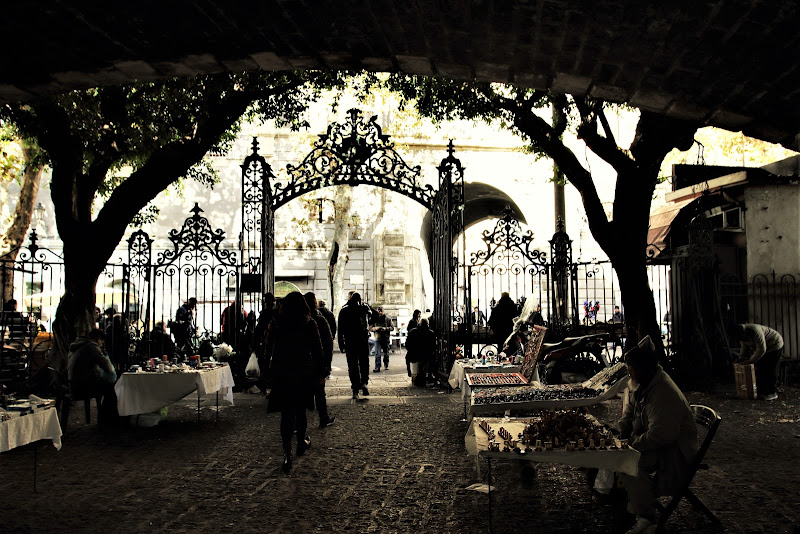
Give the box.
[497,96,612,244]
[575,98,635,175]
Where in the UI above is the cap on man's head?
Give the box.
[350,292,361,303]
[624,335,657,370]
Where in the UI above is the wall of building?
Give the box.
[745,183,800,277]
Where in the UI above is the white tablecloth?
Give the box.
[0,408,62,452]
[115,364,235,416]
[466,417,640,476]
[448,360,522,398]
[468,375,630,420]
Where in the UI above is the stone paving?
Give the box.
[2,350,799,533]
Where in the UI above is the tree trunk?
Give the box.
[612,253,665,357]
[49,238,105,372]
[1,144,44,302]
[328,186,353,312]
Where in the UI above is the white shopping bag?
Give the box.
[409,362,420,376]
[245,352,260,377]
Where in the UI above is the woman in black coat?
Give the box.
[264,291,325,473]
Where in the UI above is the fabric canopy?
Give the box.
[647,197,699,255]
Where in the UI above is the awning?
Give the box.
[647,197,698,255]
[275,269,314,278]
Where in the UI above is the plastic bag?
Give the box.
[245,352,260,377]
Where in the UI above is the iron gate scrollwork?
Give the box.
[243,110,466,381]
[128,203,239,353]
[274,109,435,210]
[463,208,549,357]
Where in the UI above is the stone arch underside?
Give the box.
[4,2,800,149]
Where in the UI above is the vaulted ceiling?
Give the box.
[4,1,800,149]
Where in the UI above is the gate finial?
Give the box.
[251,136,260,154]
[191,203,203,216]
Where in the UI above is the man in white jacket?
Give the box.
[617,336,698,534]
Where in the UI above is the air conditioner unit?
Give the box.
[723,207,742,229]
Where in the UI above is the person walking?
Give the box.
[732,323,784,401]
[405,318,435,387]
[263,292,325,473]
[304,292,335,428]
[337,292,373,399]
[254,293,277,394]
[370,306,393,372]
[318,300,336,340]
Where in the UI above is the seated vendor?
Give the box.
[617,335,698,534]
[67,328,119,426]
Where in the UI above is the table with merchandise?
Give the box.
[1,396,61,453]
[115,362,235,418]
[467,362,630,420]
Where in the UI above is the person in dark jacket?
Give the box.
[304,292,335,428]
[370,306,393,372]
[407,309,422,333]
[105,312,129,372]
[147,321,175,360]
[172,297,197,358]
[67,329,118,426]
[488,292,518,348]
[405,318,436,387]
[318,300,336,339]
[337,292,373,399]
[263,292,325,473]
[254,293,277,393]
[220,299,246,348]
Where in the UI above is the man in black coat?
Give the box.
[488,292,518,348]
[337,292,373,399]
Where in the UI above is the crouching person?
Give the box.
[618,336,698,534]
[67,328,119,427]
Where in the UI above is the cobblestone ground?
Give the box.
[1,380,798,533]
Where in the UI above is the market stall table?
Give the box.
[114,363,235,422]
[467,362,630,421]
[466,413,640,531]
[465,416,640,476]
[1,399,61,492]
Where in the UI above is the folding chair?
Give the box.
[657,404,722,532]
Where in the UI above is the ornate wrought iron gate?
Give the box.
[459,209,609,358]
[128,203,239,346]
[240,109,464,374]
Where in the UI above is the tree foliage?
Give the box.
[381,74,698,350]
[0,70,349,363]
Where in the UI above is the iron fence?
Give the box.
[721,272,800,360]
